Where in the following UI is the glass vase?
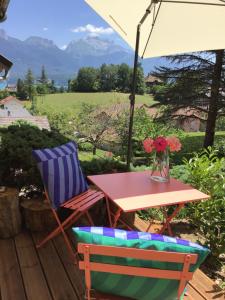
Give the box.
[150,150,170,183]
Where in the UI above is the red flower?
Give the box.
[105,151,113,157]
[143,137,154,153]
[166,136,182,152]
[153,136,168,152]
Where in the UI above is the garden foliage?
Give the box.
[183,148,225,257]
[171,148,225,257]
[0,121,68,189]
[0,121,126,191]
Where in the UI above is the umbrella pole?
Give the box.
[126,2,154,170]
[126,24,141,170]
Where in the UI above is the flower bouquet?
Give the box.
[143,136,182,182]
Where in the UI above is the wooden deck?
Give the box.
[0,230,224,300]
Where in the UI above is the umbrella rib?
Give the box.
[109,15,127,36]
[162,0,225,6]
[141,1,163,59]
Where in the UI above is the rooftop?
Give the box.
[0,116,51,130]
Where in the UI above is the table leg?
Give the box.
[105,196,113,228]
[113,208,122,228]
[146,220,153,232]
[159,203,185,236]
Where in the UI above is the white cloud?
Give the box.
[71,24,114,36]
[60,45,67,50]
[43,27,48,31]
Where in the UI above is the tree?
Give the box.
[24,69,36,101]
[76,103,114,155]
[135,63,146,95]
[67,79,71,92]
[0,90,9,100]
[59,86,65,93]
[69,78,77,92]
[117,63,131,93]
[76,67,99,92]
[40,65,48,84]
[204,50,223,147]
[36,84,48,95]
[16,78,27,99]
[99,64,118,92]
[153,50,225,147]
[48,80,57,94]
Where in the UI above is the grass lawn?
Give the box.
[34,92,155,112]
[78,149,106,161]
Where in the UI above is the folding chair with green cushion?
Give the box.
[73,227,210,300]
[32,142,106,259]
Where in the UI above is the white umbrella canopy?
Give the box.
[84,0,225,169]
[85,0,225,58]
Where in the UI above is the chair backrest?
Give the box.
[78,243,198,300]
[32,141,88,209]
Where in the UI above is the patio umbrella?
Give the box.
[84,0,225,169]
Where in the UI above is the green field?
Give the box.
[35,92,155,112]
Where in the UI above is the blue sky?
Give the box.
[0,0,128,49]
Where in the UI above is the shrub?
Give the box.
[0,122,68,189]
[214,139,225,158]
[172,132,225,164]
[183,148,225,257]
[80,157,127,176]
[115,108,184,160]
[216,116,225,131]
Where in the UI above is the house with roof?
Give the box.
[0,96,31,117]
[145,74,162,88]
[0,96,50,130]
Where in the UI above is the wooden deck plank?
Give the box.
[15,232,52,300]
[0,238,27,300]
[189,269,224,300]
[32,233,79,300]
[53,233,84,299]
[1,229,223,300]
[184,284,206,300]
[132,215,224,300]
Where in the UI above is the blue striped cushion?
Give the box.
[32,141,88,208]
[74,227,206,250]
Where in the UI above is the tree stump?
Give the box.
[0,188,21,238]
[20,198,57,232]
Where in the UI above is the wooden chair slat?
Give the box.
[78,243,198,264]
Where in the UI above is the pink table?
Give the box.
[88,171,210,235]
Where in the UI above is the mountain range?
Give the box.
[0,29,168,85]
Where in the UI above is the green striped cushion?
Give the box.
[73,227,210,300]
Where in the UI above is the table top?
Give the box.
[88,171,210,212]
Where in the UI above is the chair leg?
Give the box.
[52,209,77,262]
[105,197,113,227]
[86,211,94,226]
[36,209,84,262]
[36,209,82,248]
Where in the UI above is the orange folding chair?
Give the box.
[32,141,106,259]
[78,243,198,300]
